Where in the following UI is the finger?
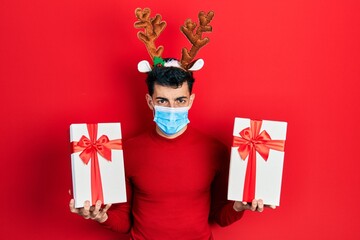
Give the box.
[257,199,264,212]
[82,201,91,219]
[251,199,257,211]
[264,204,276,209]
[68,189,72,196]
[94,202,111,223]
[102,204,112,213]
[233,201,243,212]
[239,201,252,211]
[238,201,248,211]
[91,200,102,217]
[69,199,79,214]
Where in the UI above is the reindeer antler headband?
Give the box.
[134,8,214,73]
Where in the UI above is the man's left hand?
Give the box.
[233,199,276,212]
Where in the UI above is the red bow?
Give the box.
[232,120,285,202]
[71,124,122,204]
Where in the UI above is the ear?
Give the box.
[145,93,154,110]
[188,93,196,109]
[187,59,204,71]
[138,60,152,73]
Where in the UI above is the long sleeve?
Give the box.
[100,176,133,233]
[209,145,244,227]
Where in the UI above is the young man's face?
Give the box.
[146,82,195,110]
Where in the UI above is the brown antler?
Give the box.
[134,8,167,60]
[180,11,214,68]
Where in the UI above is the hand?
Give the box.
[233,199,276,212]
[69,199,112,223]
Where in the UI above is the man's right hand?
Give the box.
[69,199,111,223]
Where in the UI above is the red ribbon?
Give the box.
[71,124,122,204]
[232,120,285,202]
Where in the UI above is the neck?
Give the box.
[155,125,188,139]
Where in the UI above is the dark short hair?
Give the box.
[146,60,195,96]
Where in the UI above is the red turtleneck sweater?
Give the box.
[102,126,243,239]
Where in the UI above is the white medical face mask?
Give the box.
[153,105,190,136]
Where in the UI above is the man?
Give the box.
[70,60,272,239]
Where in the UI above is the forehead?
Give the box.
[152,82,190,98]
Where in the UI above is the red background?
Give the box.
[1,0,359,239]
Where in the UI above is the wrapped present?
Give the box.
[70,123,126,208]
[227,118,287,206]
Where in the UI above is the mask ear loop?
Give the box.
[151,101,156,117]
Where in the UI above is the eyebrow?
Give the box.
[155,96,188,101]
[175,96,188,101]
[155,97,169,101]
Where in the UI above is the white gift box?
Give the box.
[70,123,127,208]
[227,117,287,206]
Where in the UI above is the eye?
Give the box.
[176,99,187,105]
[156,99,168,106]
